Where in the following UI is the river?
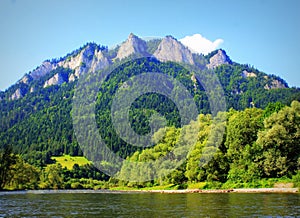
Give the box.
[0,190,299,217]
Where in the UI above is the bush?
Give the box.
[292,171,300,188]
[70,182,83,189]
[38,182,50,189]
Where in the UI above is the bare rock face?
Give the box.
[8,43,111,101]
[44,73,67,88]
[30,61,56,80]
[207,49,231,69]
[19,74,33,84]
[89,48,110,73]
[264,79,288,90]
[116,33,149,60]
[191,73,197,89]
[241,70,257,78]
[10,88,25,100]
[30,86,35,93]
[68,73,76,82]
[59,43,110,77]
[153,36,194,65]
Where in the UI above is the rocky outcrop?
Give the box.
[241,70,257,78]
[89,48,110,73]
[24,34,198,87]
[59,43,110,77]
[27,43,110,85]
[207,49,231,69]
[30,86,35,93]
[68,73,76,82]
[30,61,56,80]
[19,74,33,84]
[44,73,68,88]
[116,33,149,60]
[191,73,197,89]
[264,79,288,90]
[10,88,26,100]
[153,36,194,65]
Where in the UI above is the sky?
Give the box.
[0,0,299,91]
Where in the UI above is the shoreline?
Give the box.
[0,188,298,194]
[129,188,299,194]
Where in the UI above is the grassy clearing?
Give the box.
[51,155,91,170]
[140,184,177,190]
[187,182,207,189]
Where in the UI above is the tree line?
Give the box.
[1,101,299,190]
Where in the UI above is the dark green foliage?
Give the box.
[0,145,17,190]
[214,63,298,110]
[94,58,207,158]
[262,102,285,120]
[1,101,299,190]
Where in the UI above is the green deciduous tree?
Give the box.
[39,164,64,189]
[225,108,263,182]
[9,156,40,190]
[257,101,300,177]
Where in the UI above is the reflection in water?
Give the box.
[0,191,299,217]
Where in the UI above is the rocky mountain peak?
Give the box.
[6,33,293,103]
[153,36,194,65]
[59,43,110,77]
[207,49,232,69]
[116,33,149,60]
[128,32,137,40]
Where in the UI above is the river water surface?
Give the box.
[0,190,299,217]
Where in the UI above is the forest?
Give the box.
[0,56,300,190]
[1,101,299,190]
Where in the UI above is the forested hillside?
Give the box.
[1,101,299,190]
[0,34,300,190]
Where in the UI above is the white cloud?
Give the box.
[179,34,224,55]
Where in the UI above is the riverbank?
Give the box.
[125,187,299,194]
[0,187,298,195]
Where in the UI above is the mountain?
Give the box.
[153,35,194,65]
[206,49,232,69]
[0,33,299,166]
[2,33,293,101]
[116,33,149,60]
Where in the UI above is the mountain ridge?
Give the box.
[1,33,291,101]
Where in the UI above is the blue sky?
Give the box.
[0,0,299,91]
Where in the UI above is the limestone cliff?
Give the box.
[116,33,149,60]
[153,36,194,65]
[207,49,231,69]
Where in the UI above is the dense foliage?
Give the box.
[0,52,300,190]
[1,101,299,190]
